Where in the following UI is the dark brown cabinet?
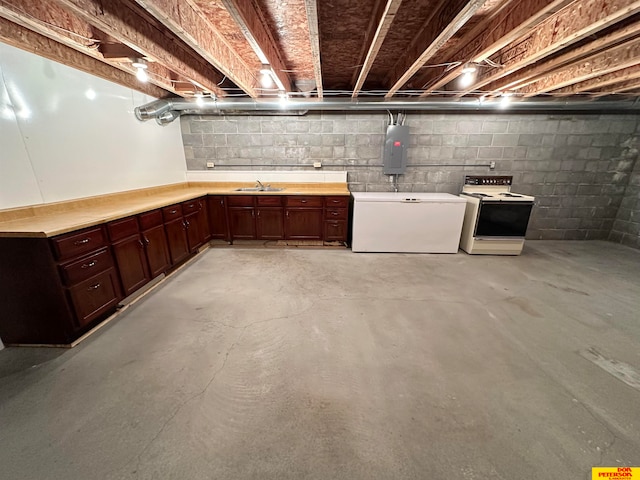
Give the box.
[228,196,256,240]
[163,204,190,264]
[108,217,150,297]
[139,209,171,278]
[256,196,284,240]
[183,197,209,251]
[208,195,229,240]
[285,196,323,239]
[323,196,349,243]
[67,268,121,328]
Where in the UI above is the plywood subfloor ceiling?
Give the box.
[1,0,639,101]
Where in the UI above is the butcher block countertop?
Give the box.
[0,182,350,238]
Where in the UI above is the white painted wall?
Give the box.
[0,43,187,209]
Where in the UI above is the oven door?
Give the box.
[475,201,533,237]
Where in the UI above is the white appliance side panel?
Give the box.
[0,43,187,208]
[352,200,466,253]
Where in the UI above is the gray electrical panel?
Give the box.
[383,124,409,174]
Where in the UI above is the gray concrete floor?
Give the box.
[1,240,639,479]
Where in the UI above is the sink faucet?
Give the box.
[255,180,265,190]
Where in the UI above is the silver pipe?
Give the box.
[134,97,640,124]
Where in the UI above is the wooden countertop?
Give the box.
[0,182,350,238]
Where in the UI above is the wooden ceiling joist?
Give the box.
[53,0,228,98]
[482,19,640,96]
[385,0,488,98]
[220,0,292,93]
[459,0,640,96]
[553,63,640,96]
[593,78,640,96]
[131,0,257,97]
[0,16,168,98]
[419,0,571,95]
[303,0,323,98]
[517,36,640,96]
[352,0,404,97]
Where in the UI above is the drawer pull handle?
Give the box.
[301,199,307,203]
[87,283,101,291]
[143,235,150,245]
[81,261,97,269]
[169,209,177,214]
[331,212,338,216]
[73,238,91,245]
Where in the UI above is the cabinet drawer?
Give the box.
[256,196,283,206]
[107,216,139,242]
[286,196,323,207]
[138,209,163,230]
[324,220,347,241]
[52,227,107,261]
[325,196,349,208]
[325,208,348,220]
[227,195,255,207]
[162,204,183,222]
[182,198,202,214]
[68,268,120,328]
[60,247,114,285]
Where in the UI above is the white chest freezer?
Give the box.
[351,192,466,253]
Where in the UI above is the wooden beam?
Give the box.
[221,0,292,93]
[349,0,386,89]
[419,0,570,96]
[458,0,640,96]
[0,16,169,98]
[552,63,640,95]
[482,20,640,95]
[352,0,404,97]
[517,36,640,96]
[593,79,640,96]
[385,0,487,98]
[98,42,140,61]
[304,0,323,98]
[53,0,230,98]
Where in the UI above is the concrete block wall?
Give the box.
[610,136,640,249]
[181,112,639,245]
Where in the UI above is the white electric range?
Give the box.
[459,175,535,255]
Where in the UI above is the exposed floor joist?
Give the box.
[458,0,640,96]
[303,0,323,98]
[0,16,168,98]
[132,0,255,97]
[553,63,640,96]
[419,0,570,96]
[351,0,403,97]
[517,37,640,96]
[385,0,488,98]
[482,19,640,96]
[593,79,640,97]
[220,0,292,93]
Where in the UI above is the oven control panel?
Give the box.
[464,175,512,186]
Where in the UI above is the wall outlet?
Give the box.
[206,162,215,168]
[313,161,322,168]
[489,161,496,170]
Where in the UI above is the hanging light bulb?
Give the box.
[131,59,148,83]
[459,63,477,88]
[195,91,205,106]
[260,65,274,88]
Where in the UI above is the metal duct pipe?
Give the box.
[134,97,640,124]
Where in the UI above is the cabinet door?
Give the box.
[285,209,323,239]
[197,198,211,242]
[141,225,170,278]
[256,208,284,240]
[208,196,229,240]
[229,208,256,239]
[184,211,202,252]
[112,234,150,297]
[165,218,190,265]
[324,220,348,241]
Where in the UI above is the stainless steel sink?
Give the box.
[234,187,284,192]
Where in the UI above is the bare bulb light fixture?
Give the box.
[458,63,477,88]
[500,92,513,108]
[260,65,274,88]
[132,58,148,83]
[194,91,205,106]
